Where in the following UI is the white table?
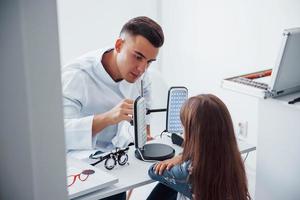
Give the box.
[70,135,255,200]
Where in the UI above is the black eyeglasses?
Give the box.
[89,147,129,170]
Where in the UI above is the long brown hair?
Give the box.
[180,94,251,200]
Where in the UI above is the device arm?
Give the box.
[146,108,167,115]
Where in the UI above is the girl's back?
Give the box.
[148,94,251,200]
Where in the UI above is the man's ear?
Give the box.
[115,38,124,53]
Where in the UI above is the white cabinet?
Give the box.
[255,92,300,200]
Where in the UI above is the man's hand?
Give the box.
[147,134,154,141]
[146,125,153,141]
[153,154,182,175]
[106,99,134,125]
[92,99,133,135]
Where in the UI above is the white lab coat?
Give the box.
[62,48,152,151]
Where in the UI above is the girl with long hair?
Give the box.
[147,94,251,200]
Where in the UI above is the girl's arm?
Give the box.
[148,158,192,199]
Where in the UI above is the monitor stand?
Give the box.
[135,143,175,161]
[171,133,184,146]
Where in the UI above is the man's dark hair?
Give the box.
[120,16,164,48]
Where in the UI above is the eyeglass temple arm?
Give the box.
[90,159,102,166]
[116,146,129,155]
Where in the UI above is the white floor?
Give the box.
[129,153,257,200]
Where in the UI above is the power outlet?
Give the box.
[237,121,248,138]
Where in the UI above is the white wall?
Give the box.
[57,0,160,65]
[159,0,300,169]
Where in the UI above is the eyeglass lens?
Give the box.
[118,154,128,165]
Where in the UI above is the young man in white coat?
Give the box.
[62,16,164,200]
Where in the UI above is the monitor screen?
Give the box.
[133,96,147,149]
[166,87,188,134]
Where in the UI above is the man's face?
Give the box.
[115,35,159,83]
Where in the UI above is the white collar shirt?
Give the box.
[62,48,152,151]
